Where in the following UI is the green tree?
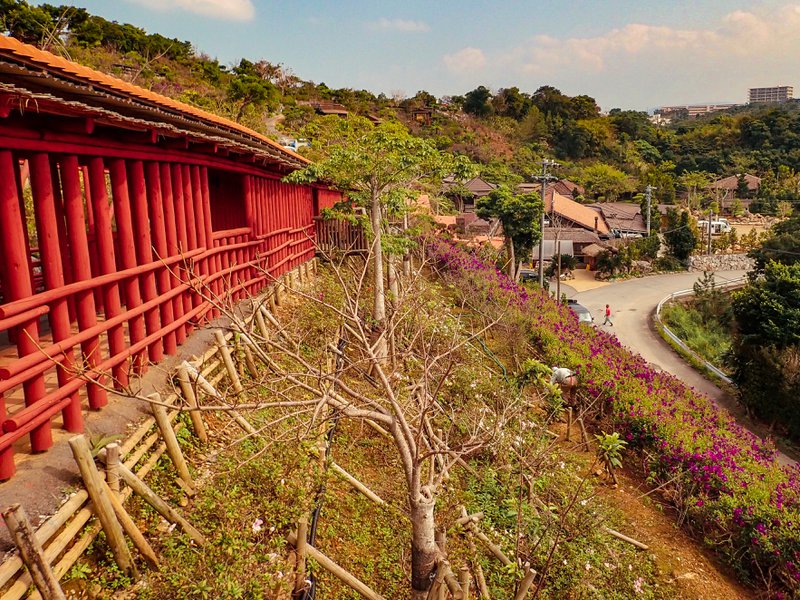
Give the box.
[476,187,543,280]
[287,117,475,357]
[664,208,697,262]
[463,85,493,118]
[678,171,712,211]
[578,163,633,201]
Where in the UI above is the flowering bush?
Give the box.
[428,236,800,595]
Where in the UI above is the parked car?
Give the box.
[568,301,594,324]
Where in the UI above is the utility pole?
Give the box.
[707,208,713,255]
[645,185,656,236]
[533,159,559,287]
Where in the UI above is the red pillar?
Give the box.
[61,156,107,410]
[170,164,193,336]
[108,159,146,372]
[50,167,76,322]
[145,161,176,355]
[181,165,200,310]
[128,160,163,363]
[159,162,185,345]
[29,152,82,432]
[87,157,128,388]
[190,166,211,313]
[0,150,51,459]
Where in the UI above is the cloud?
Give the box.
[443,47,487,74]
[125,0,255,22]
[501,4,800,77]
[368,18,430,33]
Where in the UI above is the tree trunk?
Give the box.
[506,238,516,280]
[410,496,438,599]
[370,195,388,361]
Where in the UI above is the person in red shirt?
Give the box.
[603,304,613,326]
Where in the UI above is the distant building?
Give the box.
[654,103,739,122]
[749,86,793,104]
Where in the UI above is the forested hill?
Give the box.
[3,0,800,212]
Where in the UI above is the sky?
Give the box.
[38,0,800,111]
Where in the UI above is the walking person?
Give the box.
[603,304,613,326]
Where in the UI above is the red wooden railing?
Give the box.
[0,147,334,480]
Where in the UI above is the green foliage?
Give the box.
[663,208,698,262]
[595,431,627,470]
[577,162,633,201]
[476,186,543,269]
[730,261,800,436]
[660,301,732,367]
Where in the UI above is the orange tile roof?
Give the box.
[0,35,307,165]
[546,192,610,235]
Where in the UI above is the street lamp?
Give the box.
[533,159,560,287]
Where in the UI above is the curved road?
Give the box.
[565,270,797,465]
[568,270,746,402]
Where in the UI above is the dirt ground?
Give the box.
[553,420,757,600]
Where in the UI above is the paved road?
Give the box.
[564,270,798,466]
[566,270,747,402]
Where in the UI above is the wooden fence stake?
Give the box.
[513,567,536,600]
[294,517,308,595]
[578,417,590,450]
[426,563,446,600]
[254,307,270,340]
[566,407,572,442]
[101,479,160,571]
[602,527,649,550]
[177,365,208,443]
[114,461,206,546]
[106,442,121,494]
[287,531,386,600]
[68,436,138,579]
[214,330,243,393]
[2,504,66,600]
[460,566,472,600]
[149,393,194,490]
[183,362,258,436]
[242,342,258,377]
[459,508,489,599]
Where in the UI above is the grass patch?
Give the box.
[660,301,732,369]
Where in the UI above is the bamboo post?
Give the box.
[459,508,489,599]
[177,364,208,443]
[294,517,308,595]
[68,436,138,579]
[149,393,194,490]
[101,479,160,571]
[566,407,572,442]
[578,417,590,450]
[287,531,385,600]
[443,562,464,599]
[455,512,484,527]
[183,362,257,436]
[513,567,536,600]
[254,307,270,340]
[214,329,243,393]
[242,343,258,377]
[471,527,512,566]
[460,566,471,600]
[269,292,277,311]
[2,504,66,600]
[426,565,446,600]
[115,462,207,546]
[106,442,121,494]
[602,527,649,550]
[273,280,282,306]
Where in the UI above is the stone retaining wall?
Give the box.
[688,253,754,272]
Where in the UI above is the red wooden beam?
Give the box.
[29,152,82,433]
[60,155,107,410]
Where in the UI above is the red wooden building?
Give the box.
[0,36,342,479]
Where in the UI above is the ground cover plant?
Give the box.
[70,258,670,598]
[428,236,800,597]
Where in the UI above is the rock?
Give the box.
[688,253,754,272]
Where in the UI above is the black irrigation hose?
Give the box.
[299,335,347,600]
